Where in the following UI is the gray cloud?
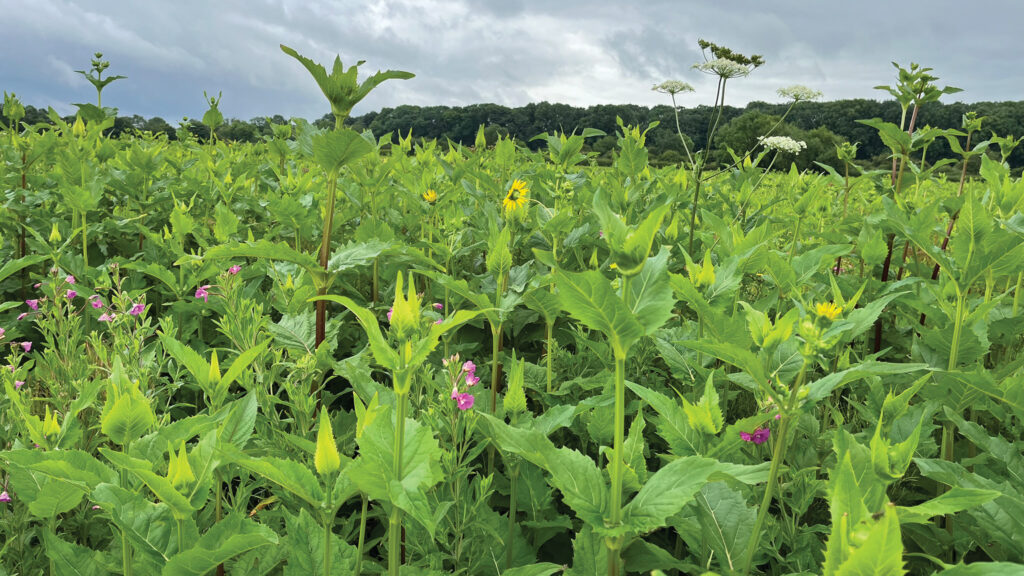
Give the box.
[1,0,1018,123]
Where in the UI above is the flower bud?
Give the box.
[72,116,86,138]
[389,273,421,341]
[314,407,341,476]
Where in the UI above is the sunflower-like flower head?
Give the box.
[503,179,529,213]
[814,301,843,321]
[422,188,438,204]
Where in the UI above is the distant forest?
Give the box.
[4,98,1024,172]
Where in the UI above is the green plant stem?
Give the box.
[323,495,333,576]
[49,515,57,576]
[788,215,803,263]
[389,385,409,576]
[607,352,627,576]
[742,364,806,576]
[490,271,503,416]
[315,169,339,349]
[81,211,89,268]
[120,448,133,576]
[176,516,185,556]
[545,322,554,393]
[354,495,369,575]
[373,258,379,306]
[1013,271,1022,317]
[669,93,694,167]
[488,323,502,474]
[507,412,520,570]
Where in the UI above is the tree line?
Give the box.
[4,98,1023,171]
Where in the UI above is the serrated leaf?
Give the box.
[555,269,643,358]
[162,513,278,576]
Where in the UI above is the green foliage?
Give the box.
[2,47,1023,576]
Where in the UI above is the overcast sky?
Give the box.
[1,1,1018,122]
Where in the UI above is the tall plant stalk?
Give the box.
[742,363,807,576]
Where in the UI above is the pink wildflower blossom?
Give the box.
[25,299,38,311]
[20,342,31,353]
[228,265,241,275]
[195,285,210,302]
[66,289,77,299]
[15,381,24,389]
[129,303,145,316]
[0,492,10,503]
[455,393,475,410]
[66,275,75,285]
[740,428,771,445]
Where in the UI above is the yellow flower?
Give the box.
[422,189,438,203]
[814,301,842,321]
[503,179,529,212]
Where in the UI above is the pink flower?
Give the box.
[740,428,771,445]
[463,361,476,374]
[0,491,10,503]
[0,327,4,339]
[15,381,24,389]
[451,385,460,400]
[455,392,475,411]
[434,318,443,324]
[91,298,103,309]
[129,303,145,316]
[465,372,480,387]
[25,299,38,310]
[228,265,241,275]
[20,342,31,353]
[66,289,77,299]
[98,313,115,322]
[91,505,101,510]
[17,313,27,321]
[195,285,210,302]
[433,302,444,310]
[33,283,42,289]
[66,275,75,285]
[386,307,393,322]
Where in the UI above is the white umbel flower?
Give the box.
[692,58,751,79]
[652,80,695,95]
[777,85,823,102]
[758,136,807,155]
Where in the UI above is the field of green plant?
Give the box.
[2,43,1024,576]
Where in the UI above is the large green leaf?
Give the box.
[223,449,324,508]
[311,129,374,174]
[555,268,644,358]
[91,483,177,572]
[0,253,48,284]
[283,508,358,576]
[628,249,675,335]
[621,456,719,534]
[936,564,1024,576]
[312,294,398,369]
[480,413,607,529]
[346,408,444,535]
[162,513,278,576]
[41,532,110,576]
[694,482,756,572]
[896,487,1001,524]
